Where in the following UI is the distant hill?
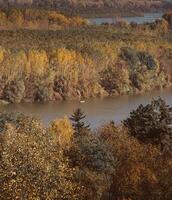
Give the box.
[0,0,171,11]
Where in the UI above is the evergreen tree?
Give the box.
[123,98,172,149]
[70,108,90,136]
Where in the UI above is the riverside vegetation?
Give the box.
[0,8,172,103]
[0,6,172,200]
[0,98,172,200]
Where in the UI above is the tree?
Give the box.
[35,71,54,102]
[68,109,116,199]
[163,11,172,27]
[50,116,74,149]
[123,98,172,149]
[70,108,90,136]
[100,62,130,94]
[99,122,172,200]
[120,47,140,69]
[137,51,157,70]
[0,10,7,26]
[3,78,25,103]
[0,114,81,200]
[8,9,24,26]
[48,12,69,26]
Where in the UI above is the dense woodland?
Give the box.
[0,0,171,11]
[0,4,172,200]
[0,1,171,17]
[0,8,88,29]
[0,98,172,199]
[0,8,172,103]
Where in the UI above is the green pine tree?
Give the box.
[70,108,90,136]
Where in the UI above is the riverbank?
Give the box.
[88,12,163,25]
[0,23,171,103]
[0,100,9,106]
[67,8,145,18]
[1,88,171,127]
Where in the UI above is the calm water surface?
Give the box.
[0,89,172,128]
[89,12,163,25]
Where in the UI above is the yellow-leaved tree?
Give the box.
[51,116,74,149]
[1,50,28,80]
[48,11,70,26]
[28,49,48,75]
[0,10,7,26]
[8,9,24,26]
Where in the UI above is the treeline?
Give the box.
[0,0,171,12]
[0,8,88,29]
[0,21,172,103]
[0,98,172,199]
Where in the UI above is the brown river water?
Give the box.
[0,88,172,128]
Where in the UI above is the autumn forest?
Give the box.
[0,2,172,200]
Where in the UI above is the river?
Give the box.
[0,88,172,128]
[88,12,163,25]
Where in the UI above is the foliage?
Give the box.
[121,47,157,70]
[8,9,24,26]
[100,62,130,94]
[163,11,172,26]
[0,10,7,25]
[0,114,81,200]
[51,116,74,148]
[123,98,172,148]
[99,122,172,200]
[67,120,115,199]
[137,51,157,70]
[70,108,90,136]
[1,0,169,13]
[3,78,25,103]
[0,98,172,199]
[0,25,170,103]
[0,8,88,29]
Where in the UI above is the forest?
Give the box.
[0,98,172,199]
[0,3,172,200]
[0,8,88,29]
[0,0,171,11]
[0,8,172,103]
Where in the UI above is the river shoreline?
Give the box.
[1,85,171,105]
[88,12,164,25]
[1,87,171,128]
